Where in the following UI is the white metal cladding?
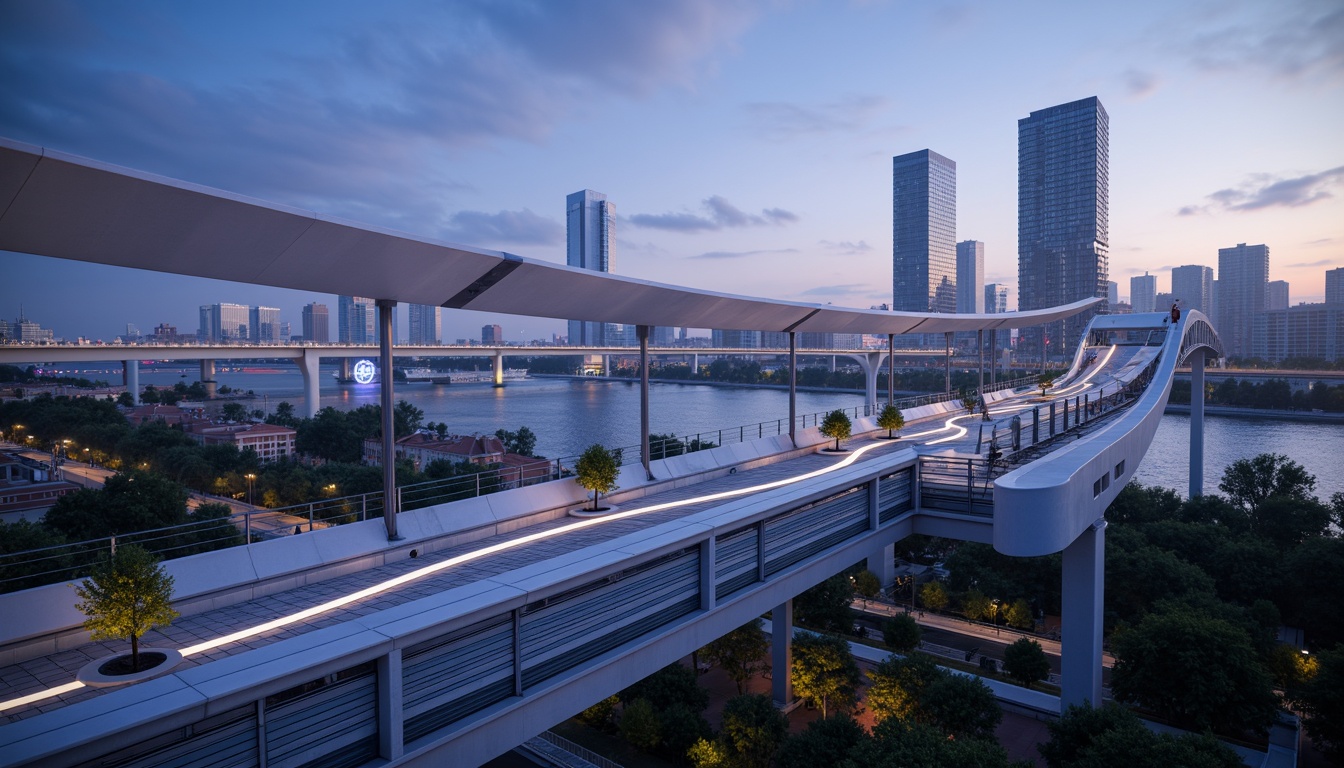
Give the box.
[713,526,759,599]
[402,615,515,743]
[878,469,914,522]
[76,704,257,768]
[519,548,701,688]
[263,664,378,768]
[0,138,1099,336]
[763,487,869,575]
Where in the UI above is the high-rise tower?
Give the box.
[301,303,329,343]
[1217,243,1269,357]
[1171,265,1213,317]
[893,150,957,325]
[338,296,376,344]
[1018,96,1109,355]
[1130,273,1156,313]
[956,241,985,314]
[566,190,615,346]
[408,304,440,345]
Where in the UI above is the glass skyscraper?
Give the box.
[407,304,440,345]
[892,150,957,326]
[1217,243,1269,358]
[338,295,376,344]
[956,240,984,314]
[1171,265,1213,317]
[566,189,615,346]
[1018,96,1109,355]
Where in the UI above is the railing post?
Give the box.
[308,503,314,532]
[476,472,481,497]
[966,460,974,514]
[361,495,367,522]
[110,534,116,557]
[245,512,251,543]
[1050,402,1056,436]
[1032,406,1039,445]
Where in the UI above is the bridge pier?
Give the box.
[1061,519,1106,710]
[493,350,505,387]
[691,353,699,374]
[772,599,794,708]
[340,358,352,381]
[200,358,217,398]
[122,359,139,404]
[1190,351,1205,497]
[298,349,321,419]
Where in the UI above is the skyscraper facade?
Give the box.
[1106,281,1119,307]
[481,324,502,345]
[1216,243,1270,358]
[955,241,984,314]
[338,296,376,344]
[1327,267,1344,305]
[199,303,250,342]
[250,306,280,342]
[1171,265,1213,317]
[892,150,957,322]
[566,190,615,346]
[407,304,440,345]
[984,283,1010,352]
[302,303,329,343]
[1130,273,1156,313]
[1267,280,1290,311]
[1018,96,1109,354]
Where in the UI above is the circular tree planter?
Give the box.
[820,447,851,454]
[568,505,620,518]
[77,649,183,688]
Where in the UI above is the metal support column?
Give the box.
[788,332,797,446]
[944,331,952,395]
[377,299,400,541]
[1190,352,1205,497]
[638,324,653,480]
[887,333,895,405]
[1061,519,1107,710]
[772,600,793,708]
[977,329,984,396]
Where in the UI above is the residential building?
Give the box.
[1267,280,1289,311]
[407,304,440,345]
[1327,267,1344,305]
[151,323,180,343]
[362,432,550,488]
[187,422,296,463]
[1018,96,1109,356]
[1171,265,1213,317]
[481,324,503,345]
[1216,243,1270,357]
[760,332,788,349]
[800,332,834,349]
[566,190,615,346]
[650,326,676,346]
[1106,281,1119,307]
[892,150,957,326]
[712,329,760,348]
[250,306,280,343]
[301,303,329,343]
[198,303,249,342]
[1252,304,1344,363]
[1130,273,1156,313]
[338,296,376,344]
[956,240,984,314]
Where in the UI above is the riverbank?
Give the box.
[1163,404,1344,422]
[530,372,874,396]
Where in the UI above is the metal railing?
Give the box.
[528,731,624,768]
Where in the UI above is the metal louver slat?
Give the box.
[266,670,377,768]
[402,614,514,740]
[764,488,868,575]
[879,469,913,522]
[76,705,257,768]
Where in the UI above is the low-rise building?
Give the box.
[0,452,80,523]
[186,422,296,463]
[1252,303,1344,362]
[362,432,550,487]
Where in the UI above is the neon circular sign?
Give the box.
[352,359,377,385]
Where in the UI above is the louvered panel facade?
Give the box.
[878,469,914,522]
[714,525,759,599]
[763,487,868,576]
[520,548,700,688]
[78,705,257,768]
[265,665,378,768]
[402,615,515,743]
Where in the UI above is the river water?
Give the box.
[52,362,1344,501]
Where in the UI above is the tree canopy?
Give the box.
[575,443,620,510]
[702,622,770,694]
[819,410,852,450]
[791,633,861,717]
[1003,637,1050,688]
[73,545,179,671]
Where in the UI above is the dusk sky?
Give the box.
[2,0,1341,343]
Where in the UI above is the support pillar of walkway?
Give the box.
[377,299,400,541]
[862,353,880,414]
[990,333,997,388]
[492,350,505,387]
[1061,519,1106,710]
[122,359,139,405]
[772,599,794,708]
[977,329,984,395]
[887,334,895,405]
[298,349,321,419]
[200,358,217,399]
[944,332,953,395]
[638,325,653,481]
[788,332,797,446]
[1190,352,1205,497]
[377,650,404,760]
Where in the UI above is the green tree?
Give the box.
[575,443,620,510]
[961,587,992,621]
[853,718,1013,768]
[687,737,731,768]
[918,673,1001,739]
[393,399,424,437]
[1218,453,1316,513]
[73,545,179,672]
[819,409,852,451]
[658,703,713,761]
[852,569,880,601]
[794,573,854,632]
[576,695,619,732]
[266,401,300,428]
[494,425,537,456]
[719,694,788,768]
[220,402,247,421]
[1293,646,1344,763]
[791,633,861,717]
[1110,607,1278,734]
[117,391,135,407]
[919,580,949,612]
[1004,598,1034,630]
[881,614,921,653]
[866,652,942,723]
[619,698,662,752]
[619,663,708,713]
[1003,637,1051,688]
[775,714,866,767]
[1038,374,1054,397]
[876,404,904,439]
[0,521,71,592]
[45,470,191,540]
[1283,537,1344,648]
[703,622,770,694]
[1039,703,1241,768]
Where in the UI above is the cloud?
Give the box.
[795,284,871,297]
[630,196,800,232]
[1172,3,1344,82]
[440,209,563,245]
[1182,166,1344,214]
[1302,238,1336,247]
[1122,69,1160,98]
[1285,258,1340,268]
[819,240,873,254]
[743,95,887,140]
[691,248,799,260]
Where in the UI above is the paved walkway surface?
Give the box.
[1,436,916,723]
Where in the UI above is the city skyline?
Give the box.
[0,1,1340,342]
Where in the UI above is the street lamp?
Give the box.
[991,598,1002,636]
[245,473,256,506]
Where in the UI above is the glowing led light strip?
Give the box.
[3,434,922,713]
[1052,345,1118,396]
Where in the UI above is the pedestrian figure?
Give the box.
[1171,302,1181,323]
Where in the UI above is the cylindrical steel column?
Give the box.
[638,325,652,480]
[1190,352,1205,497]
[377,299,400,541]
[887,333,895,405]
[944,331,952,395]
[788,332,797,445]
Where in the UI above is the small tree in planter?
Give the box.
[819,410,852,451]
[575,443,619,510]
[876,404,905,439]
[1038,374,1055,398]
[73,544,179,673]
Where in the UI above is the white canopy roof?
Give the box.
[0,138,1099,335]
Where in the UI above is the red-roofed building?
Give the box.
[362,432,551,488]
[186,422,297,463]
